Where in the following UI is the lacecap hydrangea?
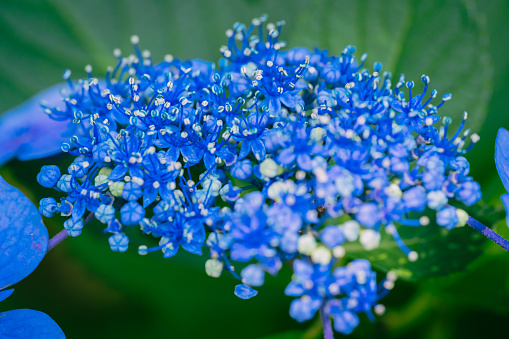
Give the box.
[36,15,482,336]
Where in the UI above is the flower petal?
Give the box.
[234,284,258,299]
[0,84,69,166]
[0,175,48,290]
[495,128,509,192]
[501,194,509,227]
[0,288,14,302]
[250,139,266,161]
[0,309,65,338]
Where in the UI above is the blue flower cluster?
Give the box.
[36,16,481,334]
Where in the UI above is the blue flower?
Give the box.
[285,258,392,333]
[436,206,459,230]
[0,175,65,338]
[139,214,206,258]
[230,159,253,180]
[25,15,489,333]
[241,264,265,287]
[276,122,323,171]
[37,165,61,188]
[227,192,278,262]
[234,284,258,300]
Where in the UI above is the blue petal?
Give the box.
[181,146,201,164]
[0,288,14,302]
[71,199,86,221]
[142,186,158,208]
[203,152,216,169]
[240,264,265,287]
[162,242,179,258]
[165,146,180,163]
[181,241,203,255]
[333,310,360,335]
[293,259,313,278]
[284,282,305,297]
[109,164,128,181]
[250,139,266,161]
[129,165,144,179]
[279,92,296,109]
[277,148,296,166]
[391,100,404,113]
[495,128,509,192]
[234,284,258,299]
[268,97,281,114]
[0,84,69,166]
[296,154,313,171]
[0,309,65,338]
[239,140,250,159]
[230,243,254,261]
[501,194,509,227]
[0,175,48,290]
[120,201,145,226]
[289,297,321,322]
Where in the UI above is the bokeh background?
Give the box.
[1,0,509,338]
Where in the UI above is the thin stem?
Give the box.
[47,229,69,251]
[320,303,334,339]
[466,216,509,251]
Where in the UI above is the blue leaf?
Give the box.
[0,309,65,338]
[0,84,69,166]
[495,128,509,192]
[0,175,48,290]
[234,284,258,300]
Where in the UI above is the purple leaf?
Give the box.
[0,309,65,338]
[0,175,48,290]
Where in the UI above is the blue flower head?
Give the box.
[21,14,490,335]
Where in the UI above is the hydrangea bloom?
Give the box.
[0,175,65,338]
[32,15,490,336]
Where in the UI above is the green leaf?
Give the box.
[288,0,492,131]
[344,221,486,281]
[343,199,505,281]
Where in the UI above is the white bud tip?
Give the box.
[131,35,140,44]
[408,251,419,262]
[387,271,398,282]
[138,245,148,255]
[374,304,386,316]
[63,69,71,79]
[85,65,92,73]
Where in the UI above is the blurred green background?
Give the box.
[1,0,509,338]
